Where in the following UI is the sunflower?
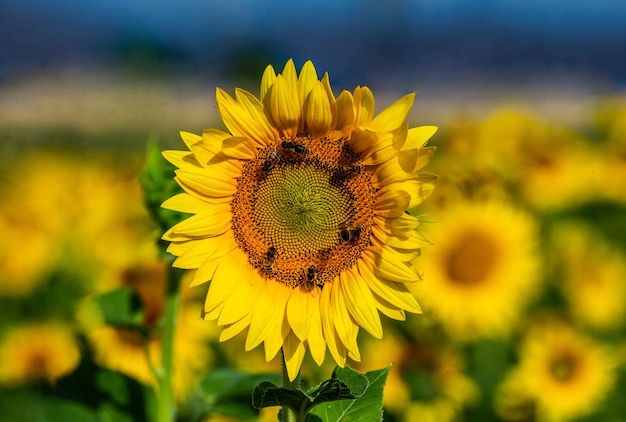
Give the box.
[496,321,617,422]
[356,328,479,422]
[413,198,541,340]
[161,59,437,380]
[0,322,80,386]
[83,259,217,400]
[551,222,626,331]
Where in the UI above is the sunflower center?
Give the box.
[231,136,376,289]
[446,230,498,285]
[550,353,579,382]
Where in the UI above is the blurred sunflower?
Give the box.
[413,199,541,340]
[0,322,80,386]
[161,59,437,380]
[519,143,602,211]
[551,222,626,331]
[496,321,617,422]
[357,330,479,422]
[83,259,217,400]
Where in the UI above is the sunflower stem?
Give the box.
[281,349,301,422]
[156,262,183,422]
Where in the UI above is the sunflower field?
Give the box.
[1,63,626,422]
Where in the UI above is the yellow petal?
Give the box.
[260,64,276,103]
[219,314,251,342]
[281,59,299,100]
[353,86,375,126]
[162,150,200,170]
[162,206,232,240]
[404,126,438,149]
[202,128,231,153]
[348,128,378,155]
[369,93,415,134]
[378,180,435,210]
[329,279,359,353]
[203,248,250,314]
[176,166,236,191]
[370,223,424,250]
[333,90,355,139]
[304,81,333,138]
[180,131,202,149]
[374,189,411,218]
[188,233,238,286]
[221,136,258,160]
[216,88,272,147]
[320,284,347,367]
[363,248,419,283]
[235,88,279,142]
[203,301,224,321]
[340,269,383,338]
[372,155,412,186]
[161,193,207,214]
[298,60,318,106]
[362,124,407,166]
[174,176,235,201]
[264,317,290,362]
[286,289,314,341]
[372,295,407,320]
[357,258,422,313]
[373,213,421,236]
[172,235,229,269]
[306,291,326,366]
[268,75,301,138]
[217,269,261,326]
[245,281,290,351]
[282,331,306,381]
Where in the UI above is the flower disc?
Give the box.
[232,136,375,288]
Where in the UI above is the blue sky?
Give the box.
[2,0,625,88]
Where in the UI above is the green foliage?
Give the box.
[95,287,146,331]
[184,368,281,421]
[253,365,390,422]
[139,139,185,252]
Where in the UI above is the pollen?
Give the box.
[231,136,376,289]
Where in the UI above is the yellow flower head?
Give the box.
[0,323,80,386]
[414,198,541,340]
[161,59,437,380]
[358,331,479,421]
[83,260,217,399]
[551,222,626,331]
[496,321,617,422]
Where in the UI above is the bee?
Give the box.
[262,246,277,276]
[304,265,319,288]
[335,164,361,178]
[261,147,280,172]
[339,223,365,242]
[281,140,308,155]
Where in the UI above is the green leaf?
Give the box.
[307,365,391,422]
[95,287,145,330]
[253,366,371,417]
[188,368,281,420]
[252,381,311,412]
